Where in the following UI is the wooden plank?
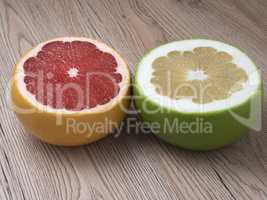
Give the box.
[0,0,266,199]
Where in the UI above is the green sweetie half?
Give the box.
[134,39,262,150]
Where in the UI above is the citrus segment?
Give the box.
[151,47,248,104]
[23,40,122,110]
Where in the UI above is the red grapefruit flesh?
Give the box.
[23,40,123,111]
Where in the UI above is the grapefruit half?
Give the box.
[134,39,262,150]
[11,37,131,146]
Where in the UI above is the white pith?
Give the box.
[67,67,79,78]
[187,69,208,81]
[14,37,130,114]
[136,39,261,113]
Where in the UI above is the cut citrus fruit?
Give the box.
[134,39,262,150]
[11,37,130,146]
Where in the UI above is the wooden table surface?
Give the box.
[0,0,267,199]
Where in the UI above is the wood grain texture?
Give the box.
[0,0,267,199]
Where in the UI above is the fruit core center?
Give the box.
[150,47,248,104]
[67,67,79,78]
[23,40,122,111]
[187,69,208,81]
